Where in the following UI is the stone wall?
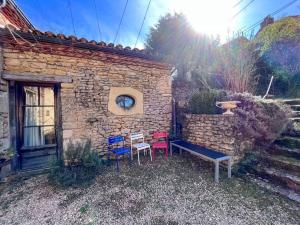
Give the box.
[0,45,9,153]
[172,81,197,108]
[2,48,172,154]
[0,78,9,152]
[183,114,245,162]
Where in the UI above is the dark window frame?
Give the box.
[16,82,59,151]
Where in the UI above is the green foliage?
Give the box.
[79,204,89,214]
[188,89,227,114]
[229,93,292,146]
[214,38,258,93]
[0,147,16,159]
[253,17,300,97]
[233,152,260,175]
[48,140,103,188]
[146,14,299,98]
[145,13,219,83]
[254,17,300,53]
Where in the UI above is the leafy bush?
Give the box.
[188,89,227,114]
[48,140,103,188]
[253,17,300,98]
[229,93,292,146]
[254,17,300,54]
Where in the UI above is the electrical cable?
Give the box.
[238,0,299,36]
[93,0,102,41]
[67,0,77,36]
[232,0,255,19]
[113,0,129,44]
[134,0,151,48]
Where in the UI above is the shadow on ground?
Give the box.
[0,153,299,225]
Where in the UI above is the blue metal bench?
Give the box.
[108,135,131,171]
[170,140,232,182]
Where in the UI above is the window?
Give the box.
[22,86,56,147]
[115,95,135,110]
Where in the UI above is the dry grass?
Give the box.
[0,154,299,225]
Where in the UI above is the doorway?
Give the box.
[16,83,60,170]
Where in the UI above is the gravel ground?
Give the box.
[0,154,299,225]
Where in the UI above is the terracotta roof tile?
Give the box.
[68,35,77,41]
[115,44,123,49]
[98,41,106,47]
[0,27,163,61]
[45,31,55,37]
[57,33,67,40]
[79,37,88,43]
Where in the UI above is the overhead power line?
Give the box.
[113,0,129,44]
[67,0,77,36]
[232,0,256,19]
[134,0,152,48]
[239,0,299,35]
[93,0,102,41]
[233,0,244,8]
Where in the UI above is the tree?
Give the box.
[253,16,300,97]
[145,13,219,86]
[213,37,258,93]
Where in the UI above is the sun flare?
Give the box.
[169,0,239,41]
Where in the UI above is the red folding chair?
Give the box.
[152,132,168,160]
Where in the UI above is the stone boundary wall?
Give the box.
[182,114,244,162]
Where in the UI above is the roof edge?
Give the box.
[0,27,172,67]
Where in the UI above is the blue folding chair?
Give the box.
[108,135,131,171]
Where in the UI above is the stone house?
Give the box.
[0,1,172,170]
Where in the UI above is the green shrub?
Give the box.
[233,152,260,175]
[188,89,227,114]
[229,93,292,146]
[48,140,103,188]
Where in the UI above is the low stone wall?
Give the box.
[182,114,245,162]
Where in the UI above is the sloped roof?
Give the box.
[1,0,34,29]
[0,26,162,62]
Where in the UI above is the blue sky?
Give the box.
[15,0,300,48]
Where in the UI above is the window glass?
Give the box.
[40,87,54,106]
[23,126,55,147]
[24,107,54,126]
[22,86,55,147]
[116,95,135,109]
[24,86,38,106]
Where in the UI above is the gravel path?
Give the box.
[0,155,299,225]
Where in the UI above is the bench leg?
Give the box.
[179,148,182,155]
[228,158,232,178]
[170,144,173,156]
[214,161,219,183]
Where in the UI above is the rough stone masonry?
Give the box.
[0,41,172,155]
[182,114,245,162]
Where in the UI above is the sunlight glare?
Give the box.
[169,0,238,41]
